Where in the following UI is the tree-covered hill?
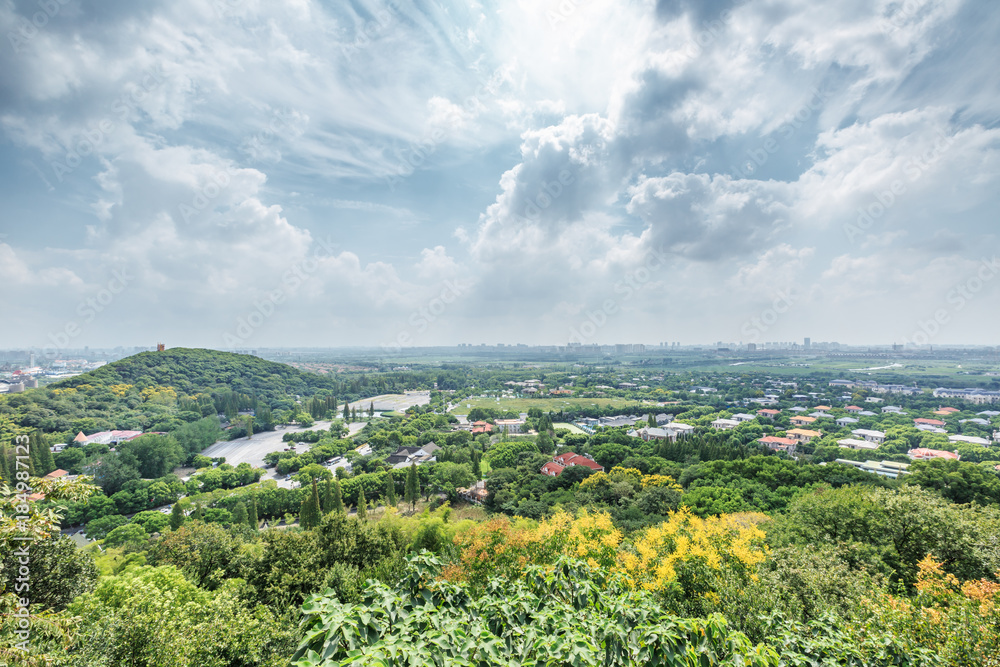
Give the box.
[52,348,342,404]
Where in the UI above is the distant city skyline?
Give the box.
[2,1,999,349]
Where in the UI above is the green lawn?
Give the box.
[553,422,585,434]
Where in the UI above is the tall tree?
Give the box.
[648,413,657,428]
[343,402,351,422]
[248,495,259,530]
[405,463,420,513]
[169,502,185,530]
[356,486,368,521]
[232,502,248,526]
[300,478,322,529]
[471,449,482,479]
[385,474,397,507]
[369,402,375,417]
[191,504,204,522]
[332,479,344,513]
[322,478,334,514]
[246,415,253,439]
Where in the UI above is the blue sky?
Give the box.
[1,0,998,352]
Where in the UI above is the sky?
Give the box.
[1,0,999,353]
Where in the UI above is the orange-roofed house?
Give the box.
[551,452,604,473]
[814,405,832,412]
[845,406,863,414]
[914,418,947,427]
[757,409,780,419]
[790,415,817,426]
[73,431,88,443]
[43,469,69,479]
[908,448,960,461]
[786,428,822,443]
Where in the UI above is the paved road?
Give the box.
[347,390,430,413]
[201,421,334,468]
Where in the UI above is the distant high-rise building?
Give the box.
[804,337,811,349]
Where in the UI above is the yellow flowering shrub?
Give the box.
[615,508,769,593]
[864,555,1000,667]
[140,386,177,404]
[109,383,134,397]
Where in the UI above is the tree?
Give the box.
[192,503,204,522]
[405,463,420,512]
[118,434,184,478]
[369,402,375,417]
[471,449,482,479]
[169,502,185,530]
[648,413,657,428]
[104,523,149,548]
[322,478,334,513]
[356,486,368,521]
[300,478,322,529]
[249,494,259,530]
[385,474,397,507]
[343,402,351,422]
[430,462,476,501]
[232,501,248,526]
[332,479,345,514]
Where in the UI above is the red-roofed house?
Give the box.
[758,436,797,454]
[937,407,960,413]
[43,469,69,479]
[914,418,946,427]
[845,406,863,414]
[907,448,960,461]
[541,452,605,476]
[757,409,780,419]
[541,461,565,477]
[471,421,494,435]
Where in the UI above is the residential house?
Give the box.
[845,405,864,414]
[711,418,739,430]
[809,412,834,420]
[786,428,821,443]
[495,418,526,434]
[458,480,488,504]
[758,436,797,454]
[836,417,859,427]
[471,421,494,435]
[837,438,879,451]
[914,418,947,428]
[948,434,991,446]
[542,452,605,476]
[731,413,756,423]
[907,448,960,461]
[756,409,780,419]
[881,406,905,414]
[851,429,886,445]
[790,415,817,427]
[865,397,884,404]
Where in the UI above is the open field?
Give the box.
[346,391,431,412]
[553,422,586,434]
[447,396,659,416]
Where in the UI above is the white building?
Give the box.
[851,429,886,444]
[948,434,991,446]
[711,418,739,430]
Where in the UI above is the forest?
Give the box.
[2,351,1000,665]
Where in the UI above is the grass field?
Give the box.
[553,422,586,434]
[448,396,657,416]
